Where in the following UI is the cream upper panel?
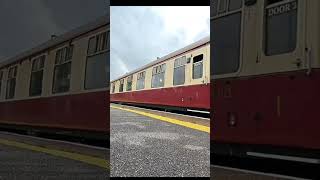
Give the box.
[131,74,137,91]
[213,0,320,79]
[71,37,88,93]
[15,61,28,99]
[42,48,56,97]
[0,25,109,101]
[145,67,152,90]
[206,44,210,83]
[111,43,210,94]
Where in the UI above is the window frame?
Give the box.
[151,63,166,88]
[119,79,124,92]
[112,83,115,93]
[192,54,204,79]
[52,46,73,94]
[136,71,146,90]
[84,31,109,91]
[218,0,227,13]
[29,55,45,97]
[212,0,243,18]
[211,0,244,78]
[84,52,108,90]
[173,56,187,86]
[6,65,17,99]
[87,31,109,57]
[88,36,97,55]
[263,0,298,56]
[126,75,133,91]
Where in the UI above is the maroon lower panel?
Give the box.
[0,91,109,133]
[211,70,320,150]
[111,84,210,110]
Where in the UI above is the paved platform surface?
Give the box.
[110,107,210,177]
[0,133,109,180]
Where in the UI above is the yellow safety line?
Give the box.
[0,139,109,170]
[111,105,210,133]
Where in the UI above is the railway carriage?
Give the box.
[110,36,210,112]
[211,0,320,164]
[0,15,110,140]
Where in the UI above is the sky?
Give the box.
[110,6,210,81]
[0,0,109,63]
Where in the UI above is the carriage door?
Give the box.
[190,51,207,85]
[257,0,306,73]
[254,0,306,144]
[187,48,207,108]
[211,0,268,145]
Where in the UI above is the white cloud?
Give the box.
[110,50,130,80]
[110,6,210,81]
[149,6,210,44]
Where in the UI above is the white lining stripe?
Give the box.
[247,152,320,164]
[187,109,210,114]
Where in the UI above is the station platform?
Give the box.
[110,104,210,177]
[0,132,109,180]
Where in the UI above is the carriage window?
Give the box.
[6,66,17,99]
[136,71,145,90]
[218,0,227,13]
[105,50,110,88]
[55,46,73,64]
[53,46,73,94]
[193,54,204,79]
[152,64,166,88]
[30,55,45,96]
[212,0,243,17]
[265,0,297,55]
[88,32,108,56]
[85,52,108,90]
[88,37,96,55]
[212,0,218,17]
[0,70,3,97]
[119,79,124,92]
[96,32,106,52]
[126,75,133,91]
[229,0,242,11]
[212,12,241,75]
[112,83,115,93]
[104,31,110,51]
[173,56,186,85]
[85,31,109,90]
[66,45,73,60]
